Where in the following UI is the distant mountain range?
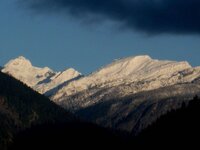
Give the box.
[2,55,200,134]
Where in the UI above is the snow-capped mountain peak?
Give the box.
[51,68,81,81]
[94,55,191,77]
[2,56,54,87]
[1,56,82,94]
[92,55,152,76]
[4,56,32,68]
[52,55,196,103]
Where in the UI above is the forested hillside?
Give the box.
[0,72,75,150]
[133,96,200,148]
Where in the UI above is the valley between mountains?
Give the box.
[2,55,200,134]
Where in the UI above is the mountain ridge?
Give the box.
[51,55,197,103]
[2,55,200,134]
[48,55,200,133]
[2,55,197,100]
[1,56,82,95]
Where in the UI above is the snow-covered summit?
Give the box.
[52,55,199,102]
[90,55,191,79]
[4,56,32,68]
[2,56,81,94]
[2,56,54,87]
[92,55,152,76]
[2,55,200,106]
[50,68,81,81]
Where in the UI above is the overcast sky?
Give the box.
[1,0,200,74]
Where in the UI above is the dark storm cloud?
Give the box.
[20,0,200,34]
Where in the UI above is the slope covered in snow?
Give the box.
[52,55,199,103]
[1,56,81,95]
[2,56,54,87]
[34,68,82,95]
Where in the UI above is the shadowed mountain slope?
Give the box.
[0,71,75,150]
